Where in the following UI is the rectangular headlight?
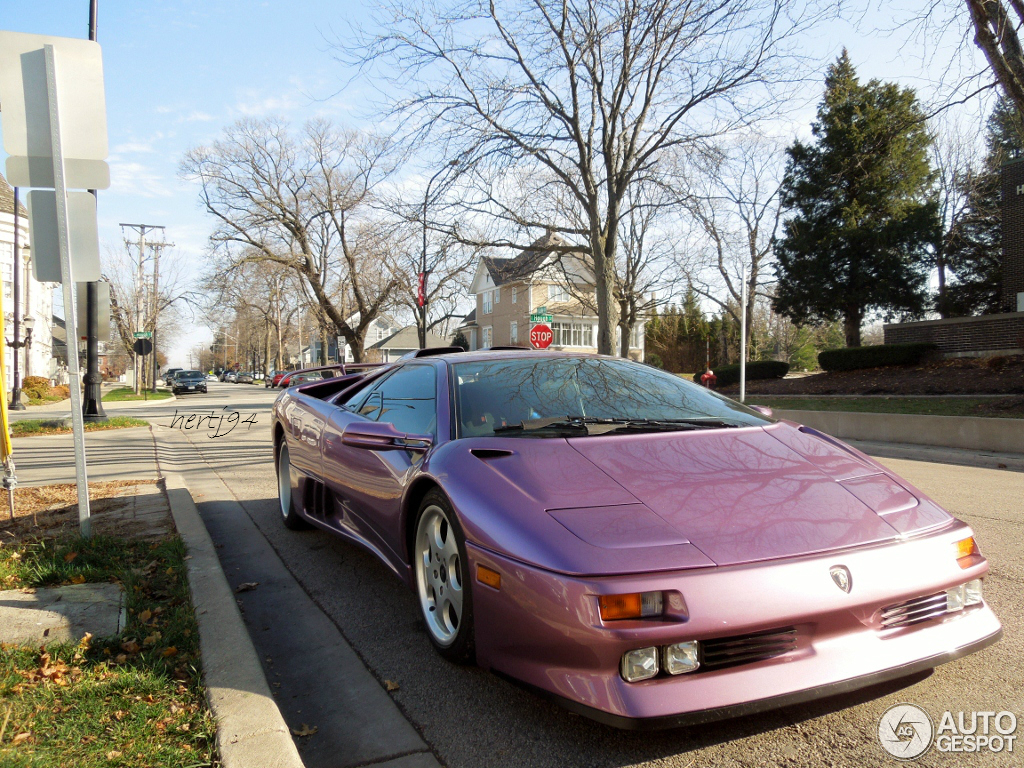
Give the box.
[946,584,966,612]
[662,641,700,675]
[620,646,659,682]
[965,579,983,606]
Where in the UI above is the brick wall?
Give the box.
[883,312,1024,356]
[1001,158,1024,312]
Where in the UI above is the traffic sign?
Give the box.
[26,190,101,282]
[133,338,153,356]
[0,31,110,189]
[133,331,152,339]
[529,313,553,323]
[530,323,553,349]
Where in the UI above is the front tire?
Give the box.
[414,490,474,663]
[277,441,309,530]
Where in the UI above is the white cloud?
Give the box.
[108,161,175,199]
[231,90,301,117]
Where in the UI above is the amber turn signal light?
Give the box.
[599,592,663,621]
[955,536,981,569]
[476,564,501,589]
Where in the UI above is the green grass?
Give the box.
[0,536,217,767]
[102,388,173,403]
[11,417,149,438]
[748,396,1024,419]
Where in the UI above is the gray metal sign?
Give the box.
[0,31,110,189]
[76,281,110,341]
[25,190,101,282]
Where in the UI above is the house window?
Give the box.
[494,287,500,304]
[547,284,570,302]
[483,326,493,348]
[483,291,493,314]
[509,321,518,343]
[512,286,517,303]
[551,322,593,347]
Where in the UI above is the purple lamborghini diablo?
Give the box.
[271,349,1001,728]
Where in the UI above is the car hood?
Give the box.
[565,422,952,567]
[437,422,952,575]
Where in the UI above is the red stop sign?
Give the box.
[530,323,553,349]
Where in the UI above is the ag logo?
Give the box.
[830,565,852,593]
[878,703,934,760]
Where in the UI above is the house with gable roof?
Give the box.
[459,231,644,359]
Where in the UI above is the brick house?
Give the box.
[459,232,644,359]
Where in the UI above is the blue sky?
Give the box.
[0,1,992,365]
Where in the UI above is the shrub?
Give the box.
[23,376,49,389]
[49,385,70,399]
[646,353,664,369]
[818,343,938,372]
[691,360,789,387]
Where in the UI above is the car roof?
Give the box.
[427,349,602,365]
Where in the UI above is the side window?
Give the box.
[359,365,437,436]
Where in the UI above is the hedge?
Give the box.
[691,360,789,387]
[817,343,939,372]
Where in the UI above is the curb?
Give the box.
[163,473,305,768]
[773,409,1024,454]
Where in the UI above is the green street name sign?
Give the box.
[530,313,553,323]
[133,331,152,339]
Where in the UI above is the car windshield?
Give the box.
[453,357,773,438]
[177,370,202,378]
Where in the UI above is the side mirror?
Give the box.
[342,421,432,452]
[748,405,774,417]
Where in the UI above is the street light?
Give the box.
[419,161,458,349]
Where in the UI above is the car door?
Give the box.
[322,363,438,568]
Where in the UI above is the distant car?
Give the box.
[224,371,238,383]
[276,364,368,388]
[237,372,255,384]
[163,368,183,385]
[171,370,207,395]
[283,371,325,387]
[206,373,218,382]
[270,371,290,388]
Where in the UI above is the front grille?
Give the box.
[700,626,798,670]
[880,592,949,629]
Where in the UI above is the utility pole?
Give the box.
[148,238,171,391]
[120,223,166,394]
[82,0,107,420]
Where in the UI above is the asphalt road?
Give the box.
[132,383,1024,766]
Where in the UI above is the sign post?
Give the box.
[0,31,111,537]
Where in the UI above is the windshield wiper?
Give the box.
[492,416,744,435]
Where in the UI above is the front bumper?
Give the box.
[467,523,1002,727]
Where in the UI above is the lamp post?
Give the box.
[9,193,27,410]
[419,162,456,349]
[22,316,35,381]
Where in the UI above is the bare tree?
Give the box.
[102,244,194,387]
[966,0,1024,116]
[181,118,403,362]
[677,135,783,354]
[350,0,826,354]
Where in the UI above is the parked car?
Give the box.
[163,368,182,385]
[171,369,207,395]
[272,350,1001,728]
[270,370,290,388]
[236,372,255,384]
[223,371,238,383]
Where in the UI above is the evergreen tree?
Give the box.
[943,99,1024,316]
[773,51,940,347]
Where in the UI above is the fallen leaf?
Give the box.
[12,732,31,745]
[291,723,318,737]
[78,632,93,649]
[143,632,162,647]
[384,680,400,692]
[114,654,127,664]
[106,750,122,759]
[120,640,141,654]
[69,574,86,585]
[234,582,259,593]
[161,646,178,658]
[63,551,78,563]
[138,610,152,623]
